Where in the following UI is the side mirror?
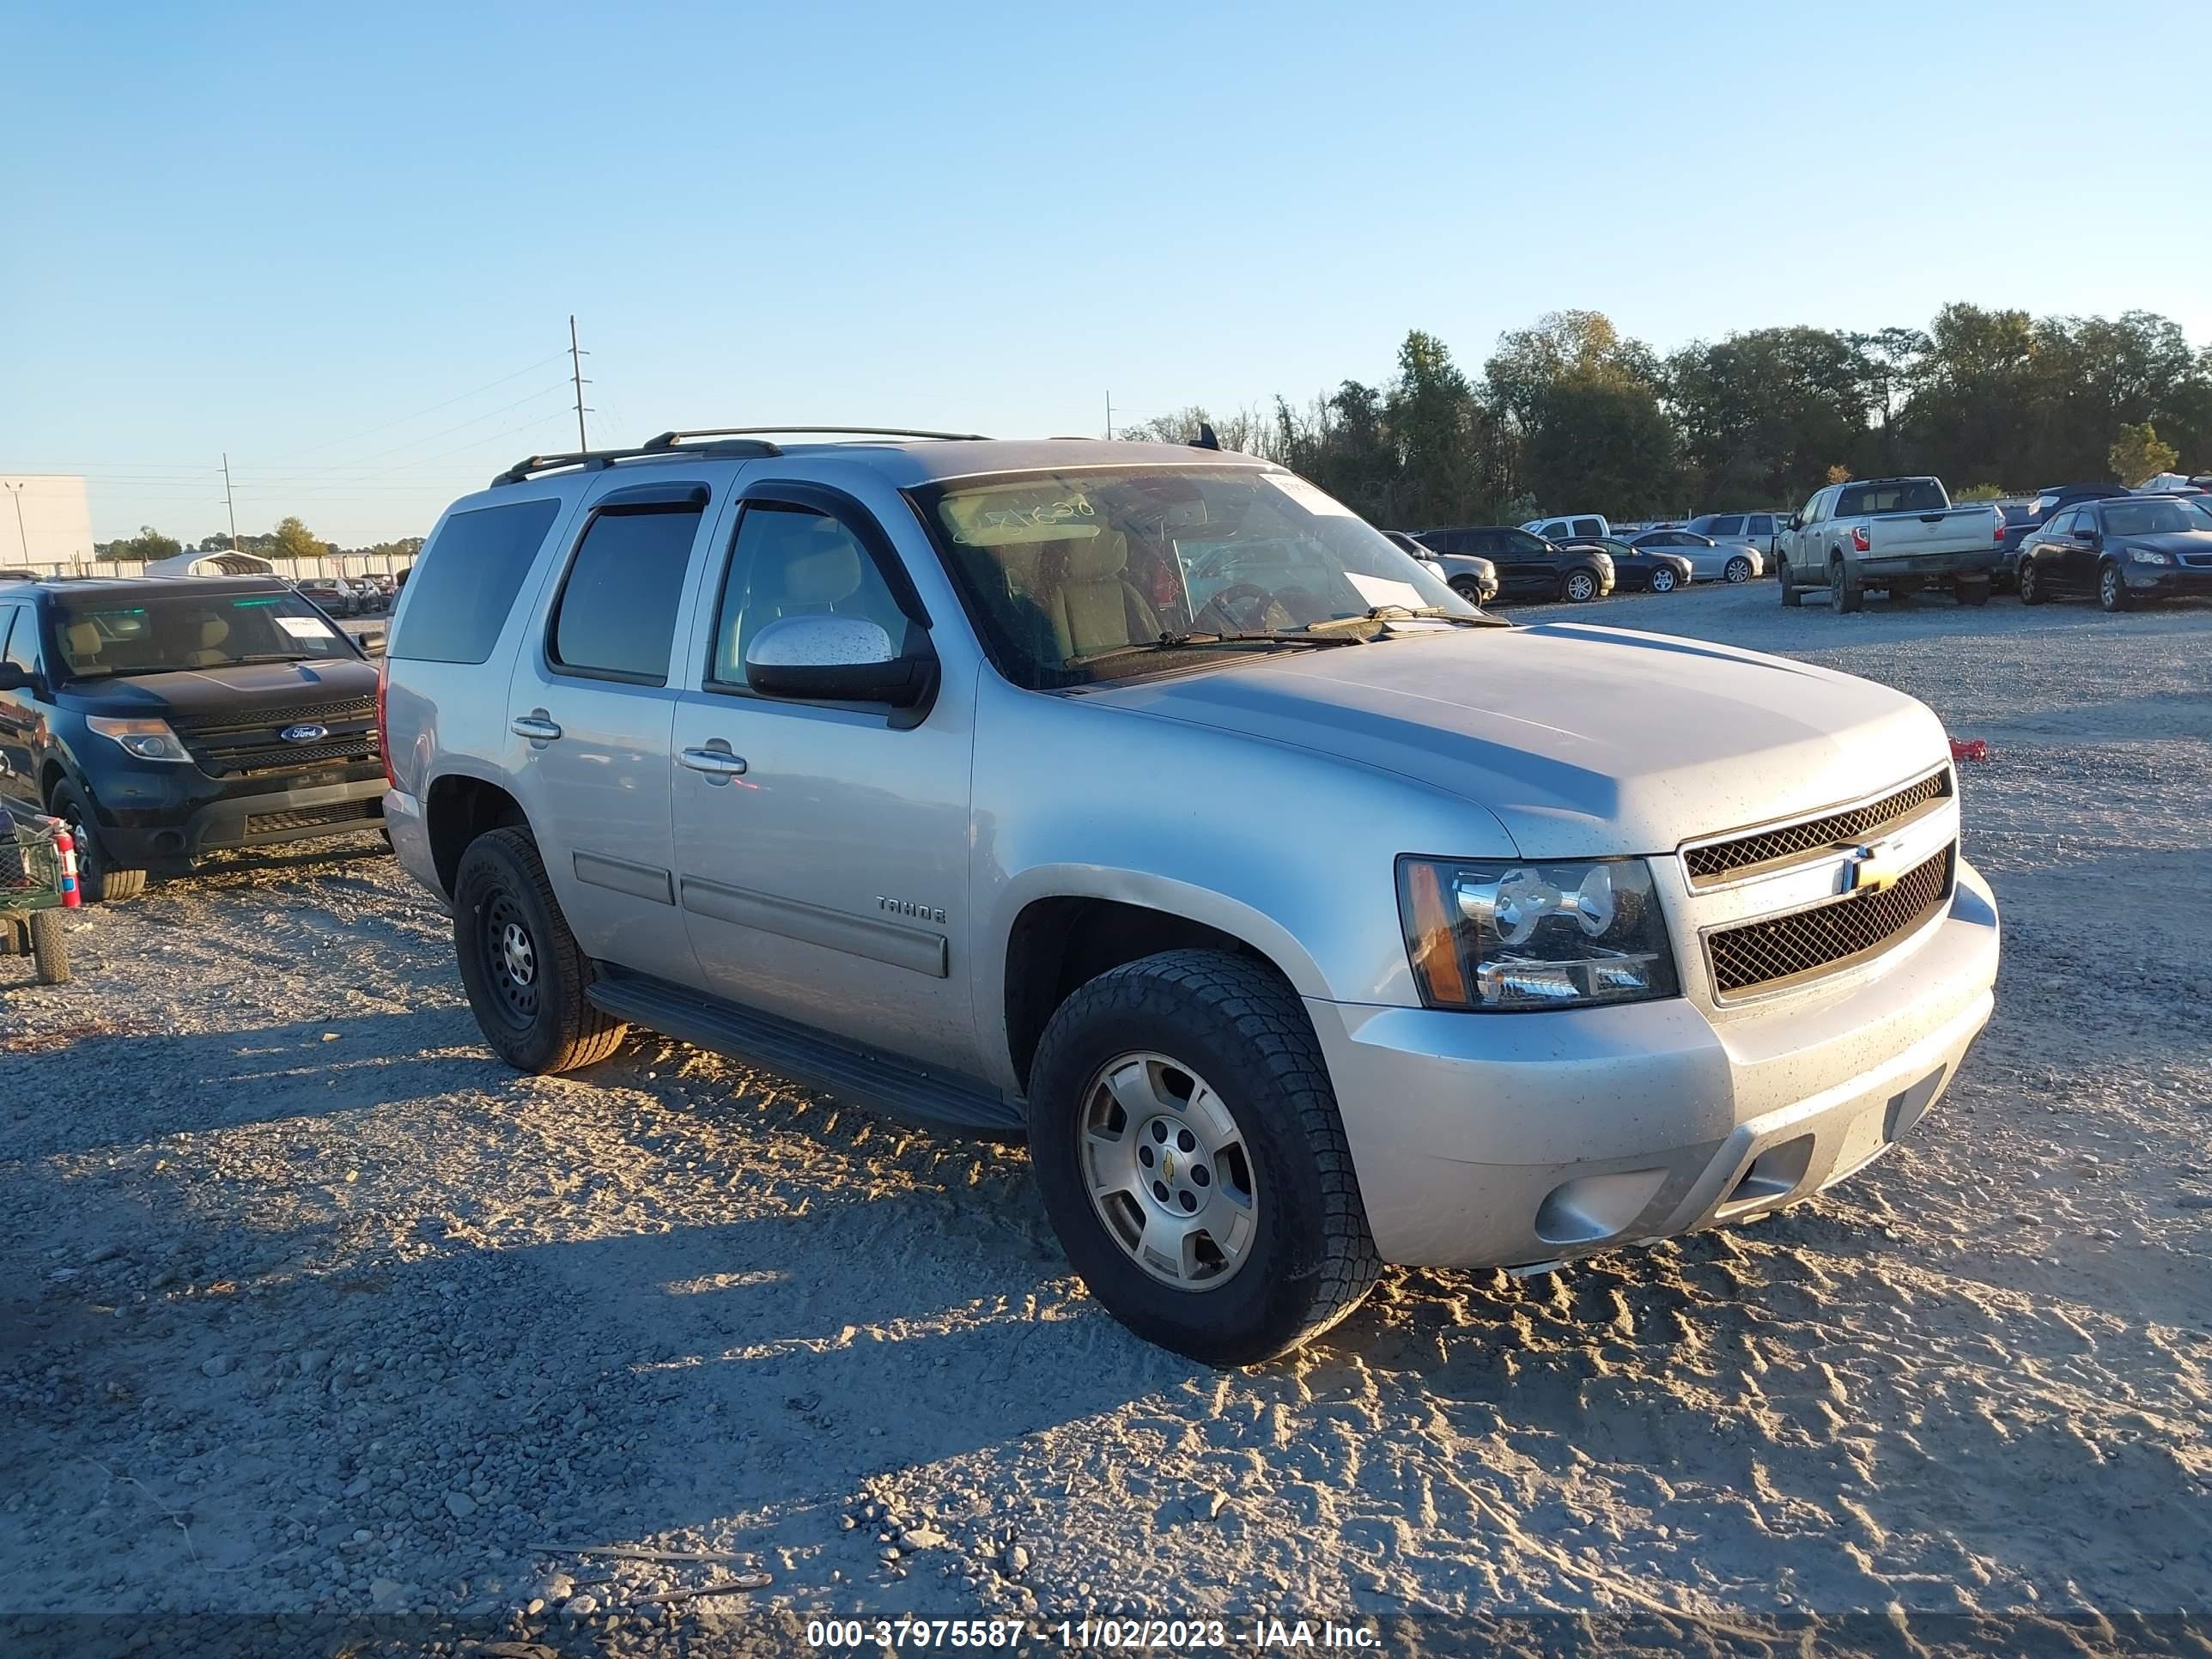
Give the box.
[0,663,34,695]
[356,628,386,656]
[744,614,937,713]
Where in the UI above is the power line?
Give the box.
[263,352,570,462]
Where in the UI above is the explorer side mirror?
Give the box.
[0,663,40,696]
[744,614,939,714]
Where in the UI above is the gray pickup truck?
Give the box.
[1774,477,2003,611]
[380,429,1999,1364]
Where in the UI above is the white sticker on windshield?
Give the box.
[1261,472,1357,518]
[1346,573,1426,611]
[276,615,334,640]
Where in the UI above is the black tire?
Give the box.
[1953,574,1991,607]
[2098,560,2131,613]
[1449,578,1487,608]
[1778,558,1802,606]
[1832,556,1863,614]
[2017,558,2047,605]
[1027,949,1382,1365]
[1724,556,1753,584]
[452,826,626,1074]
[1562,568,1598,603]
[1649,565,1677,593]
[29,909,69,985]
[49,779,147,903]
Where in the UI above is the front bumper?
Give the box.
[1308,857,2000,1268]
[97,769,387,868]
[2125,563,2212,597]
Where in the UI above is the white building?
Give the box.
[0,475,94,568]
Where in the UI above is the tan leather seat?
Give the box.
[64,622,105,672]
[183,616,231,667]
[1033,532,1159,659]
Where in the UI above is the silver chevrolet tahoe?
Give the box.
[380,428,2000,1364]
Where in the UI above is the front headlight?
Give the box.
[1397,855,1679,1010]
[86,715,192,763]
[2127,547,2171,565]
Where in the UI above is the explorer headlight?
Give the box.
[1397,855,1679,1010]
[86,715,192,763]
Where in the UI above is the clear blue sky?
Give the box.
[5,0,2207,545]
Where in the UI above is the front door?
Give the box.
[504,477,720,986]
[670,483,979,1077]
[0,604,42,812]
[1494,529,1556,597]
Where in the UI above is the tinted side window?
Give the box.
[1747,514,1775,535]
[709,503,908,690]
[1708,515,1745,536]
[1503,531,1549,554]
[1571,518,1602,538]
[390,498,562,665]
[549,505,703,684]
[2044,509,2078,537]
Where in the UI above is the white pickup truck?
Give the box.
[1774,477,2003,613]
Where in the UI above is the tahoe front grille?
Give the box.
[1684,769,1952,886]
[1706,844,1954,997]
[171,697,379,777]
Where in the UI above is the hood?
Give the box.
[60,657,379,719]
[1092,622,1948,857]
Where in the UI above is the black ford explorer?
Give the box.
[0,575,386,899]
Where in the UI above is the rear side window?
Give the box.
[390,498,562,665]
[1707,515,1745,536]
[548,505,703,684]
[1747,514,1775,535]
[1571,518,1602,538]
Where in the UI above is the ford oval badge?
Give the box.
[280,723,328,743]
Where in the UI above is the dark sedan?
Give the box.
[1382,530,1498,605]
[1569,537,1692,593]
[1998,482,2133,583]
[2017,495,2212,611]
[1416,525,1613,604]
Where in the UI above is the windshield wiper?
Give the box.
[1303,605,1494,635]
[1066,629,1369,668]
[228,653,318,664]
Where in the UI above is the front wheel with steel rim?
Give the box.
[2098,561,2131,612]
[1649,565,1677,593]
[1028,949,1382,1364]
[1563,569,1598,602]
[452,826,626,1074]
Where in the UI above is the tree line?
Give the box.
[1121,303,2212,529]
[96,518,424,564]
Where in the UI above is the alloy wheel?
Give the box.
[1079,1052,1259,1291]
[1565,572,1596,602]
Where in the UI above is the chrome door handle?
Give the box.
[679,745,749,780]
[510,713,562,742]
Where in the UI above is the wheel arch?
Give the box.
[423,770,530,896]
[993,875,1326,1094]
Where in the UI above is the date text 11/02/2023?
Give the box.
[804,1617,1381,1650]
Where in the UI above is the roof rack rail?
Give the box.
[640,426,992,448]
[489,438,783,487]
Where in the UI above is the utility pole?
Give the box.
[3,482,27,561]
[1104,391,1113,441]
[569,316,592,452]
[222,453,240,552]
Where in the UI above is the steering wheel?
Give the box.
[1193,582,1278,634]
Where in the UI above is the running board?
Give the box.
[586,969,1025,1138]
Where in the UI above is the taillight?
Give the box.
[374,654,395,788]
[1850,525,1870,553]
[1993,514,2006,543]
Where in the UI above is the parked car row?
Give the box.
[2014,492,2212,611]
[292,572,400,617]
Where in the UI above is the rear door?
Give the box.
[669,478,979,1075]
[504,477,721,985]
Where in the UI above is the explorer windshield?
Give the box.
[52,589,359,680]
[912,466,1474,688]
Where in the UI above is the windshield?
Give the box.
[2101,498,2212,537]
[52,589,360,680]
[912,466,1475,688]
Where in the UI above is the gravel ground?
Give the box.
[3,582,2209,1656]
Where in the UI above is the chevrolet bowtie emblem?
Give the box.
[1843,840,1907,895]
